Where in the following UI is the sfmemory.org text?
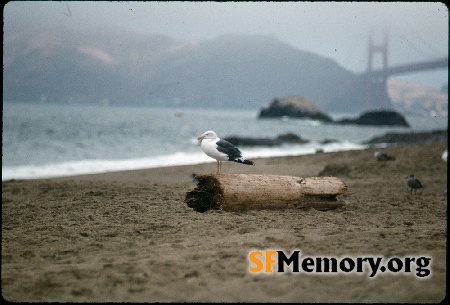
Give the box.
[248,250,431,278]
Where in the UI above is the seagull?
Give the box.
[406,174,423,195]
[197,130,255,174]
[374,151,395,161]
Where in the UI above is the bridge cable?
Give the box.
[397,31,446,59]
[413,32,447,57]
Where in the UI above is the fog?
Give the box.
[4,1,448,89]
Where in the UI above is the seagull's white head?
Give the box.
[197,130,218,141]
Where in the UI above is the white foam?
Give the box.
[243,141,367,159]
[2,152,213,181]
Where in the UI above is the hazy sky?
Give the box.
[4,1,449,89]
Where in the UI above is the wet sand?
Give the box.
[2,143,447,302]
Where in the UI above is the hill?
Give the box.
[3,23,380,112]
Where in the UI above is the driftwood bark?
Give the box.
[185,174,347,212]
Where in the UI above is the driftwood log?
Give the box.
[185,174,347,212]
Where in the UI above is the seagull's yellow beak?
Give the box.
[197,135,204,141]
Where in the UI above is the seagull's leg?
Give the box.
[216,161,220,174]
[218,161,222,174]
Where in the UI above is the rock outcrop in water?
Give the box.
[258,97,411,128]
[224,133,309,147]
[335,110,410,127]
[258,96,333,122]
[362,129,447,145]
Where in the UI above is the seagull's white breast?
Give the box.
[201,138,229,161]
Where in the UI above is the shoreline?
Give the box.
[1,144,367,182]
[45,141,449,183]
[2,143,447,302]
[3,128,446,182]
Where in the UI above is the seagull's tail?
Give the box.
[233,158,255,166]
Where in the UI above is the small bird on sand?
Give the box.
[374,151,395,161]
[197,130,255,174]
[407,174,423,195]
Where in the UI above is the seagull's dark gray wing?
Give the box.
[408,178,423,189]
[414,179,423,188]
[216,139,242,160]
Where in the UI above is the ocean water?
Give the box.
[2,102,447,181]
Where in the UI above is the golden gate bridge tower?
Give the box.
[364,31,394,110]
[353,30,447,112]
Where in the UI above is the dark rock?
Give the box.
[321,139,340,144]
[224,133,309,147]
[363,129,448,145]
[258,96,333,122]
[223,136,280,147]
[275,133,308,143]
[335,110,410,127]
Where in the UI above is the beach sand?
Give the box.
[2,143,447,302]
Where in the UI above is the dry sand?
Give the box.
[2,143,447,302]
